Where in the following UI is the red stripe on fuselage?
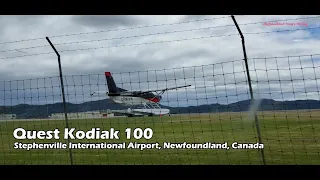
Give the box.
[146,98,160,103]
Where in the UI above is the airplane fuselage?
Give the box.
[110,96,156,106]
[107,90,161,106]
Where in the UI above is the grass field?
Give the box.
[0,110,320,165]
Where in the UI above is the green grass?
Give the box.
[0,110,320,165]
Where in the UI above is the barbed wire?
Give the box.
[1,15,319,53]
[1,26,319,60]
[0,15,231,45]
[59,26,320,53]
[0,25,235,53]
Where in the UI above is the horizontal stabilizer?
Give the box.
[90,91,108,96]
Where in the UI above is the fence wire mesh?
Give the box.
[0,15,319,165]
[0,54,319,164]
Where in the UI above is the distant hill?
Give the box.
[168,99,320,114]
[1,98,320,119]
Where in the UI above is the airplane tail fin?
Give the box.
[105,72,119,93]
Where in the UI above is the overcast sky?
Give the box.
[0,15,320,107]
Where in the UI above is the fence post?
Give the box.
[46,37,73,165]
[230,15,266,165]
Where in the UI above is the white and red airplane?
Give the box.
[90,72,191,117]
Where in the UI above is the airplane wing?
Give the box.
[135,85,192,95]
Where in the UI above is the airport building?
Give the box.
[50,111,115,120]
[0,114,16,120]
